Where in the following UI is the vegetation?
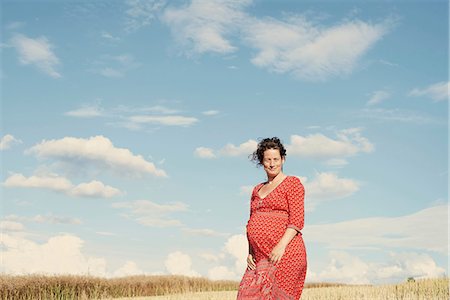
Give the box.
[0,274,237,300]
[1,275,448,300]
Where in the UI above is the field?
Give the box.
[0,275,448,300]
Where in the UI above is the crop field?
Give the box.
[0,275,448,300]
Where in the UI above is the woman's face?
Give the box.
[262,148,285,178]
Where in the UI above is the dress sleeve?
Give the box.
[287,176,305,233]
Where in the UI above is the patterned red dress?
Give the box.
[237,176,307,300]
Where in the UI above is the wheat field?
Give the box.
[111,278,450,300]
[1,275,448,300]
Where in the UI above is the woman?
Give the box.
[237,137,307,300]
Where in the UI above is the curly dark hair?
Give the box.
[250,137,287,166]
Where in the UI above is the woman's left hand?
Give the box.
[269,243,286,264]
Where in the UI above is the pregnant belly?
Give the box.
[246,211,288,257]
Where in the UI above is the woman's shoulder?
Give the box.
[285,175,303,185]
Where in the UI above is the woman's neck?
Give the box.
[267,172,284,184]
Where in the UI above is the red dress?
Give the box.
[237,176,307,300]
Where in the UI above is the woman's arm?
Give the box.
[269,227,297,264]
[270,177,305,264]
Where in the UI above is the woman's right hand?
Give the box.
[247,254,256,270]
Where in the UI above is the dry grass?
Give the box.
[113,278,449,300]
[0,274,237,300]
[301,277,450,300]
[1,275,448,300]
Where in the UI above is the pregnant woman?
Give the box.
[237,137,307,300]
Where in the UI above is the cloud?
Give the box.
[162,0,251,55]
[1,233,107,276]
[202,110,219,116]
[194,147,216,159]
[197,131,372,162]
[3,173,73,192]
[100,31,121,42]
[113,261,144,277]
[0,221,25,232]
[10,34,61,78]
[3,173,121,198]
[324,158,348,167]
[128,115,198,126]
[4,214,82,225]
[112,200,188,227]
[6,21,26,30]
[181,227,228,237]
[301,172,359,211]
[367,90,390,106]
[65,104,104,118]
[219,139,258,157]
[239,185,253,197]
[165,251,200,277]
[206,234,248,281]
[244,18,390,81]
[26,135,167,178]
[357,108,444,125]
[195,140,257,159]
[287,128,374,160]
[408,81,449,102]
[90,54,140,78]
[310,250,446,284]
[304,204,448,254]
[69,180,122,198]
[125,0,166,32]
[0,134,22,150]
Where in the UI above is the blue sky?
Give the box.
[1,0,448,284]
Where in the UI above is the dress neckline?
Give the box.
[256,175,290,200]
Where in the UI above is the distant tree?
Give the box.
[407,277,415,282]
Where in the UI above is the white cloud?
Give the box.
[0,221,25,231]
[204,234,248,281]
[113,261,144,277]
[4,214,82,225]
[26,135,167,178]
[304,204,448,254]
[199,252,223,263]
[0,134,22,150]
[208,265,237,281]
[100,31,121,42]
[162,0,251,54]
[1,233,107,276]
[3,173,73,192]
[219,139,258,157]
[324,158,348,167]
[3,173,121,198]
[68,180,122,198]
[383,252,446,280]
[302,172,359,211]
[409,81,449,102]
[6,21,25,30]
[194,147,216,159]
[112,200,188,227]
[202,110,219,116]
[239,185,253,197]
[358,108,443,125]
[181,227,227,237]
[129,115,198,126]
[367,90,390,106]
[243,17,390,81]
[10,34,61,78]
[287,128,374,160]
[310,250,446,284]
[125,0,166,31]
[91,54,140,78]
[65,104,104,118]
[165,251,200,277]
